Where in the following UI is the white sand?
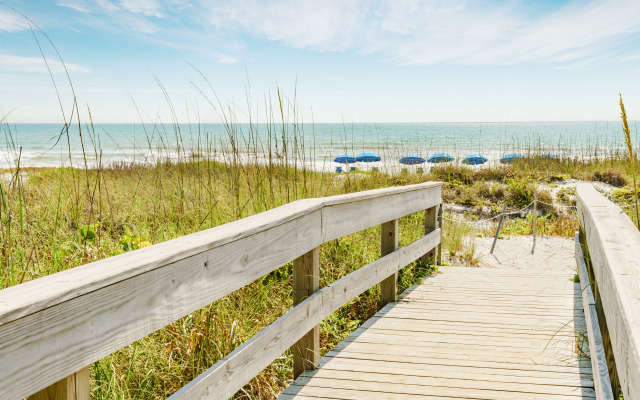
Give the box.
[463,235,577,276]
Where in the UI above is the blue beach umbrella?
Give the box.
[333,154,356,164]
[500,153,523,164]
[356,152,381,162]
[427,153,455,163]
[462,154,488,165]
[399,155,426,165]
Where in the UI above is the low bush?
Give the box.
[592,169,628,187]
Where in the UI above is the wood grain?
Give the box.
[292,247,320,378]
[437,204,443,265]
[577,183,640,400]
[169,229,441,400]
[0,198,323,325]
[321,183,441,242]
[421,205,438,265]
[27,367,89,400]
[0,183,442,399]
[0,208,322,400]
[575,233,614,400]
[379,219,399,308]
[281,258,594,400]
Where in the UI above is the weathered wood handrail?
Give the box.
[0,182,442,400]
[576,183,640,400]
[575,233,614,400]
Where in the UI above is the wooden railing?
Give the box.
[0,182,442,400]
[576,183,640,400]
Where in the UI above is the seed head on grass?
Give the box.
[619,93,639,229]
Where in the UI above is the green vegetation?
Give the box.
[1,88,638,399]
[1,149,442,398]
[0,24,636,398]
[620,93,639,229]
[3,129,640,398]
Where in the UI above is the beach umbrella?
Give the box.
[541,154,558,160]
[462,154,488,165]
[333,154,356,164]
[427,153,455,163]
[500,153,523,164]
[399,155,426,165]
[356,152,381,162]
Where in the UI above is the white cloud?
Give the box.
[208,1,366,52]
[0,10,31,32]
[79,0,159,33]
[119,0,164,17]
[27,0,640,70]
[214,54,239,64]
[57,2,91,13]
[201,0,640,67]
[618,53,640,62]
[0,54,90,74]
[95,0,120,12]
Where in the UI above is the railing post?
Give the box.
[27,367,90,400]
[379,219,399,308]
[422,205,438,265]
[491,205,508,254]
[437,205,443,266]
[291,247,320,379]
[531,191,537,254]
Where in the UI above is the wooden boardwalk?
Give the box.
[13,182,636,400]
[280,238,594,400]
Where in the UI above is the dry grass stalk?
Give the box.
[619,93,639,229]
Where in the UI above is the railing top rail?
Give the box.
[576,183,640,400]
[0,181,440,325]
[0,197,321,326]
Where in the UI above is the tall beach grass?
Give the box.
[1,26,638,397]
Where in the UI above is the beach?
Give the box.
[1,121,635,171]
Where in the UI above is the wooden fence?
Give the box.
[577,183,640,400]
[0,182,442,400]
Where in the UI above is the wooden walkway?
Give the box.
[280,237,594,400]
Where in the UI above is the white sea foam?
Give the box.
[0,122,635,171]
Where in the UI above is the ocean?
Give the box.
[1,121,636,171]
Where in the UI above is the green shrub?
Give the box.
[592,169,628,187]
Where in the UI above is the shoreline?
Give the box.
[1,149,636,175]
[2,120,636,171]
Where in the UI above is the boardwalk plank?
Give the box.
[296,369,594,397]
[359,315,581,336]
[279,245,594,400]
[285,378,594,400]
[321,349,592,375]
[320,353,592,379]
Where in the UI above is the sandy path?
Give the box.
[465,235,577,276]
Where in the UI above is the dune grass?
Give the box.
[620,94,639,229]
[3,134,632,399]
[1,85,638,398]
[1,19,637,397]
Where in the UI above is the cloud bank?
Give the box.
[8,0,640,68]
[203,0,640,66]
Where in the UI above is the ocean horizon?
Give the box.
[1,121,637,171]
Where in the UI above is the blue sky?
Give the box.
[1,0,639,123]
